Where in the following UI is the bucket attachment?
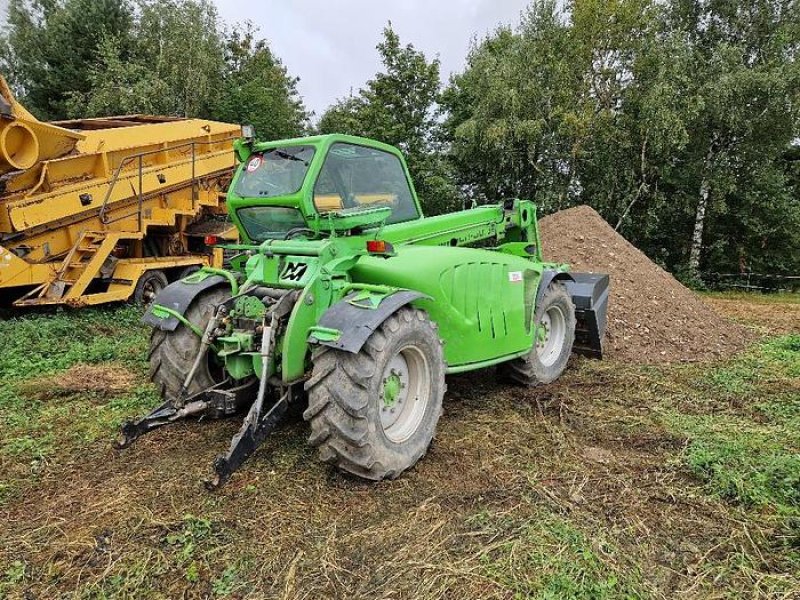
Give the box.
[565,273,609,359]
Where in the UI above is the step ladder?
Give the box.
[15,231,131,306]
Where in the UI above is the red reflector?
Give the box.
[366,240,387,253]
[205,235,219,246]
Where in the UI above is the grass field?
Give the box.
[0,293,798,599]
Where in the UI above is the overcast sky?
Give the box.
[212,0,532,118]
[0,0,533,117]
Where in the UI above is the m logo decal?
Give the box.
[282,262,308,282]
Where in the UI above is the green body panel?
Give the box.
[351,246,542,367]
[147,134,566,384]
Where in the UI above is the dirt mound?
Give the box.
[539,206,751,363]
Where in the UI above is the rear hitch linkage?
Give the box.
[116,294,297,489]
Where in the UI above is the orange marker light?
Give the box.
[366,240,387,253]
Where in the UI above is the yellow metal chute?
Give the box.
[0,76,84,174]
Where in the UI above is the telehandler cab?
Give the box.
[119,133,609,487]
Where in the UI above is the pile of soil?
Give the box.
[539,206,751,363]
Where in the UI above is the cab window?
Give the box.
[313,143,419,224]
[234,145,315,198]
[237,206,306,241]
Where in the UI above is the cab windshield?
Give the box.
[234,145,315,198]
[237,206,306,242]
[313,143,419,224]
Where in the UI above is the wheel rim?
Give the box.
[379,345,431,443]
[141,276,165,305]
[536,305,567,367]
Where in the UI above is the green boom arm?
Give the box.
[379,200,541,259]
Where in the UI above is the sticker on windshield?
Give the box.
[246,156,262,172]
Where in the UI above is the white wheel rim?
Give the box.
[380,345,431,443]
[536,305,567,367]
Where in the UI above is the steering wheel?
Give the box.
[283,227,316,240]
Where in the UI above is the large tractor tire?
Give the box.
[499,281,576,386]
[304,307,445,481]
[149,287,229,404]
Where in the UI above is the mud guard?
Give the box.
[564,273,610,359]
[142,274,228,331]
[312,290,428,354]
[536,269,574,308]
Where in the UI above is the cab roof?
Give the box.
[251,133,403,158]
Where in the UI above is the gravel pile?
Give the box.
[539,206,751,363]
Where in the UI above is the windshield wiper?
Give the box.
[270,149,308,165]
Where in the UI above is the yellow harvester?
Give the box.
[0,75,240,307]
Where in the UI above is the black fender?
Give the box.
[142,274,229,331]
[536,269,574,308]
[312,290,428,354]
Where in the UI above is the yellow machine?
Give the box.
[0,75,240,307]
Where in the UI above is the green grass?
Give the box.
[652,334,800,595]
[0,305,148,379]
[661,336,800,511]
[53,513,246,600]
[0,305,155,502]
[702,290,800,304]
[470,509,644,599]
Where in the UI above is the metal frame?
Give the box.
[99,136,239,227]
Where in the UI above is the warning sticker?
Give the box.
[508,271,523,283]
[246,156,262,172]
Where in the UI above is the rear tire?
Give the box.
[149,287,229,403]
[304,307,445,481]
[499,281,576,386]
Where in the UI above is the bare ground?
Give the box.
[0,295,797,599]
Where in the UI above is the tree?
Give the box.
[442,5,580,211]
[318,24,460,215]
[212,23,309,140]
[318,95,366,137]
[133,0,225,118]
[65,35,172,116]
[660,0,800,280]
[3,0,309,137]
[443,0,800,281]
[0,0,134,119]
[68,0,225,118]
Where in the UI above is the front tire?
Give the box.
[499,281,576,386]
[149,287,229,403]
[304,307,445,481]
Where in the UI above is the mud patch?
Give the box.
[19,363,137,400]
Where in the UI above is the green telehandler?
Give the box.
[119,133,609,487]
